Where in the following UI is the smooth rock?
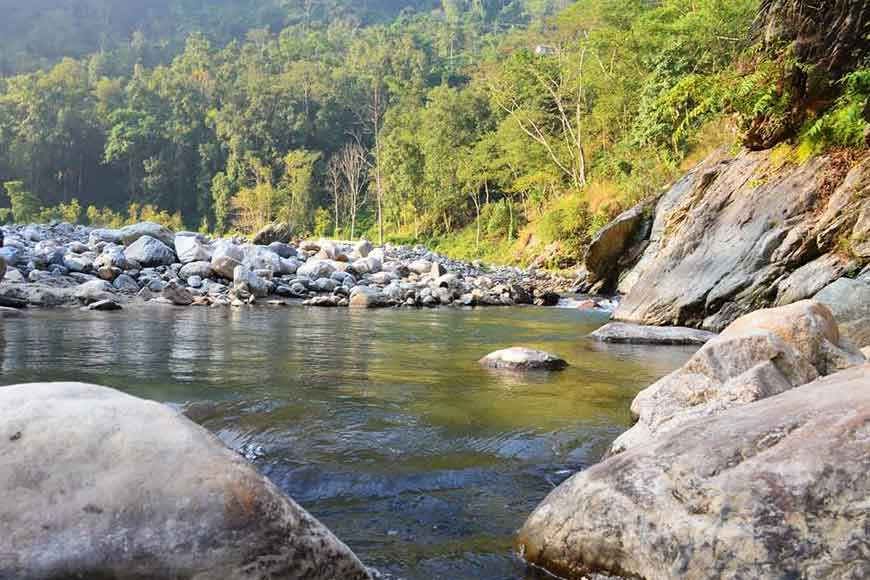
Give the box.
[518,364,870,580]
[112,274,140,293]
[584,201,650,287]
[120,221,175,248]
[0,382,372,580]
[87,299,123,311]
[179,260,214,280]
[252,222,293,245]
[233,265,269,298]
[348,286,388,308]
[161,280,194,306]
[590,322,716,345]
[479,347,567,371]
[124,236,176,267]
[815,277,870,349]
[298,259,336,280]
[74,280,115,305]
[174,234,212,264]
[211,240,244,279]
[355,239,373,258]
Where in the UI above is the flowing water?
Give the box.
[0,305,696,579]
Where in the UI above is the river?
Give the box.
[0,305,696,579]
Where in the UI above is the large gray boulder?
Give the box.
[233,265,270,298]
[211,240,244,280]
[125,235,176,267]
[298,259,336,280]
[0,382,371,580]
[610,300,863,454]
[815,277,870,349]
[120,221,175,248]
[583,201,651,289]
[174,233,212,264]
[252,222,293,245]
[613,151,870,331]
[518,364,870,580]
[74,280,116,305]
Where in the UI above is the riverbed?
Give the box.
[0,305,695,579]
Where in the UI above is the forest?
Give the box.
[0,0,867,266]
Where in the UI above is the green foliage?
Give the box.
[537,195,593,262]
[37,199,82,224]
[803,69,870,152]
[313,207,333,237]
[3,181,42,223]
[86,205,126,228]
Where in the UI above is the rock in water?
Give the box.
[479,347,567,371]
[0,382,372,580]
[609,300,864,454]
[517,364,870,580]
[161,280,194,306]
[590,322,715,345]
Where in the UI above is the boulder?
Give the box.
[590,322,716,345]
[252,221,293,245]
[351,256,381,275]
[211,240,244,279]
[0,382,371,580]
[112,274,140,293]
[355,239,373,258]
[125,236,176,267]
[233,265,270,298]
[518,364,870,580]
[179,260,214,281]
[87,299,123,311]
[584,201,651,287]
[348,286,388,308]
[814,277,870,349]
[161,280,194,306]
[268,242,297,258]
[610,300,864,454]
[298,259,336,280]
[120,221,175,248]
[74,280,115,305]
[88,228,123,246]
[95,245,131,270]
[174,234,212,264]
[774,252,855,305]
[408,259,432,275]
[479,347,567,371]
[243,245,283,274]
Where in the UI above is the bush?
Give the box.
[127,202,184,231]
[313,207,332,238]
[86,205,125,228]
[803,69,870,152]
[3,181,41,223]
[37,199,82,224]
[537,194,592,262]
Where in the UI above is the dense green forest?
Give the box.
[1,0,867,266]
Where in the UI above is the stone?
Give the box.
[351,256,382,275]
[479,347,568,371]
[120,221,175,248]
[243,244,283,274]
[518,364,870,580]
[233,265,270,298]
[408,259,432,275]
[268,241,297,258]
[298,259,336,279]
[74,280,115,305]
[355,239,373,257]
[88,228,123,245]
[610,300,864,455]
[174,234,212,264]
[0,382,372,580]
[0,247,20,267]
[124,235,176,267]
[304,295,341,307]
[533,290,560,306]
[112,274,140,293]
[815,277,870,349]
[63,253,94,273]
[584,200,651,287]
[590,322,716,345]
[211,240,244,279]
[161,280,194,306]
[348,286,388,308]
[3,268,25,284]
[179,260,214,280]
[252,221,293,245]
[95,245,130,270]
[87,299,123,311]
[774,252,855,305]
[430,261,447,277]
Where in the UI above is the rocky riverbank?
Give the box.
[0,222,572,311]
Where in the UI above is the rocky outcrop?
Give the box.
[583,201,652,292]
[479,347,568,371]
[0,382,371,580]
[518,363,870,580]
[610,300,863,454]
[602,150,870,331]
[590,322,715,345]
[815,277,870,349]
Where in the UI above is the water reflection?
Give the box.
[0,305,695,579]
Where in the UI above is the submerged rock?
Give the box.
[590,322,715,345]
[479,347,567,371]
[0,382,372,580]
[518,364,870,580]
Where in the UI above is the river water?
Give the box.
[0,305,695,579]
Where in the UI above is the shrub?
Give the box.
[3,181,41,223]
[537,194,592,262]
[803,69,870,152]
[37,199,82,224]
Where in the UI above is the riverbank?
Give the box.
[0,221,586,312]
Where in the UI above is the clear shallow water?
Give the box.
[0,305,696,579]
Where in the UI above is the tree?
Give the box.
[3,181,41,223]
[336,142,368,239]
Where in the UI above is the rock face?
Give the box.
[0,382,372,580]
[814,277,870,349]
[518,364,870,580]
[583,200,651,291]
[607,150,870,331]
[479,347,568,371]
[590,322,715,345]
[610,300,864,454]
